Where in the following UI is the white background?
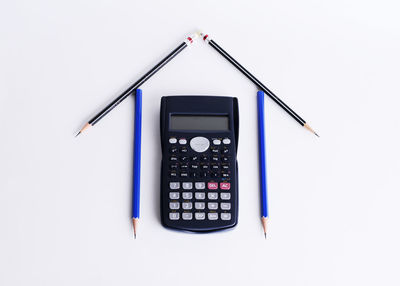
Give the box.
[1,0,399,285]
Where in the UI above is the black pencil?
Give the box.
[76,32,200,136]
[200,33,318,137]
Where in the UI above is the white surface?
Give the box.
[1,1,400,285]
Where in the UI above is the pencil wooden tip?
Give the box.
[76,123,92,137]
[132,218,139,239]
[261,217,268,238]
[303,123,319,137]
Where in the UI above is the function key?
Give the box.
[220,182,230,190]
[169,171,178,178]
[211,156,219,162]
[211,147,219,154]
[221,213,231,220]
[210,172,219,178]
[190,163,199,170]
[201,164,209,170]
[195,182,205,190]
[221,164,229,170]
[221,156,229,162]
[191,155,199,161]
[169,146,178,153]
[180,156,189,162]
[169,212,179,220]
[222,138,231,145]
[222,148,229,154]
[169,182,180,189]
[169,163,178,170]
[207,182,218,190]
[222,172,230,178]
[201,155,208,162]
[190,172,200,178]
[180,172,189,178]
[179,138,187,145]
[200,172,208,178]
[182,202,193,210]
[169,137,177,144]
[180,164,188,170]
[182,182,193,190]
[180,147,188,153]
[170,156,178,162]
[213,139,221,145]
[211,164,219,170]
[208,213,218,220]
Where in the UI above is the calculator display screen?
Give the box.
[170,115,229,131]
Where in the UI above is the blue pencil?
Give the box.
[132,89,142,239]
[257,91,269,238]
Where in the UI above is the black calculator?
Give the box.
[160,96,239,232]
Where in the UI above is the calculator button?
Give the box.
[169,202,180,210]
[169,182,180,189]
[201,164,209,170]
[221,193,231,200]
[182,212,193,220]
[223,138,231,144]
[211,164,219,170]
[169,137,177,144]
[222,164,229,170]
[211,147,219,154]
[180,164,188,170]
[180,172,189,178]
[221,203,231,210]
[169,192,180,199]
[170,156,178,161]
[182,192,193,200]
[190,172,200,178]
[180,156,189,162]
[195,192,205,200]
[208,213,218,220]
[200,172,208,178]
[169,172,177,178]
[169,147,178,153]
[179,138,187,145]
[208,192,218,200]
[169,163,178,170]
[220,182,230,190]
[190,164,199,169]
[191,156,199,161]
[207,182,218,190]
[221,213,231,220]
[210,172,219,178]
[182,182,193,190]
[213,139,221,145]
[223,148,229,154]
[195,212,206,220]
[208,202,218,210]
[201,155,208,162]
[190,136,210,153]
[180,147,188,153]
[182,202,193,210]
[222,173,230,178]
[195,182,205,189]
[211,156,219,162]
[169,212,180,220]
[222,156,229,162]
[195,202,205,210]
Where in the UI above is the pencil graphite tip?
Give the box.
[314,132,320,137]
[75,131,81,137]
[264,232,266,239]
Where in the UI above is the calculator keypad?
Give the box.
[166,136,234,223]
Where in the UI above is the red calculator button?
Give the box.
[207,182,218,190]
[220,182,230,190]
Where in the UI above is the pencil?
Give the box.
[257,91,269,238]
[132,89,142,239]
[200,33,319,137]
[76,32,200,136]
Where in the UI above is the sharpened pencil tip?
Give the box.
[75,131,81,137]
[314,132,319,137]
[134,233,136,239]
[264,232,266,239]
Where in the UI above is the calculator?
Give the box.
[160,96,239,232]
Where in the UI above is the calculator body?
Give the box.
[160,96,239,232]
